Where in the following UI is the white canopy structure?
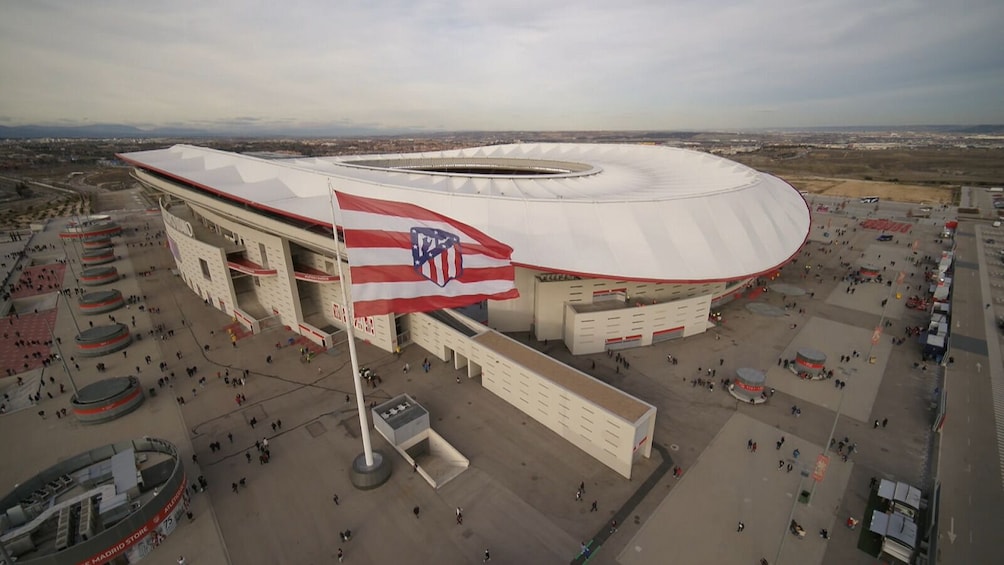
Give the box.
[119,143,810,283]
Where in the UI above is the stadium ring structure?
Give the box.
[0,437,188,564]
[119,143,811,356]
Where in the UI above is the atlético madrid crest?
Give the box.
[411,227,463,287]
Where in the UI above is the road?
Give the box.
[937,210,1004,563]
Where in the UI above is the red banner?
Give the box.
[812,454,830,482]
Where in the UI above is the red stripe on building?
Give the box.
[77,333,131,349]
[73,388,143,415]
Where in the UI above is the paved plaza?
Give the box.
[619,413,852,565]
[0,190,951,564]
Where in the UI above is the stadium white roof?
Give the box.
[119,143,810,283]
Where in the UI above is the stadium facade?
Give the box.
[119,143,810,356]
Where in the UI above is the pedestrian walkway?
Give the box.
[618,413,851,565]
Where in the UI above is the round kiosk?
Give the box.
[793,348,827,380]
[81,248,116,266]
[729,368,768,404]
[75,323,132,358]
[0,438,188,565]
[78,289,125,315]
[80,265,120,286]
[859,264,881,280]
[82,237,112,250]
[71,376,145,423]
[60,217,123,240]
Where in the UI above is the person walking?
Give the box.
[413,505,420,518]
[333,494,340,505]
[337,547,343,562]
[590,500,598,512]
[737,521,745,532]
[177,557,186,565]
[456,507,463,525]
[483,549,491,562]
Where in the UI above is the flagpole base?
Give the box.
[349,450,392,490]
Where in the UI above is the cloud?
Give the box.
[0,0,1001,130]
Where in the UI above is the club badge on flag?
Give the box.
[334,190,519,317]
[412,227,462,287]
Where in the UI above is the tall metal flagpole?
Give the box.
[328,187,377,468]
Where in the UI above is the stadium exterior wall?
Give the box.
[564,292,713,355]
[160,200,398,352]
[143,171,763,357]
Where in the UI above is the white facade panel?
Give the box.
[409,312,653,479]
[566,293,713,355]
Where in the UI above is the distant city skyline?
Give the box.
[1,1,1002,133]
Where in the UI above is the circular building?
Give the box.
[120,143,811,356]
[0,438,187,565]
[729,367,768,404]
[78,289,125,315]
[60,217,123,240]
[75,323,132,358]
[80,248,116,266]
[82,237,112,250]
[793,348,827,380]
[70,376,145,423]
[80,266,120,286]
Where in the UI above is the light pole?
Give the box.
[55,291,80,335]
[773,469,809,565]
[42,313,79,396]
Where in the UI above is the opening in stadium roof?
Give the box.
[339,157,599,178]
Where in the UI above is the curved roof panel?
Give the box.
[119,143,810,283]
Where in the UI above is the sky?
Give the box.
[0,0,1002,133]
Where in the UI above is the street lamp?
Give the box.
[41,313,79,396]
[55,291,80,335]
[773,468,810,565]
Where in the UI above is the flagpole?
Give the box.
[328,185,389,488]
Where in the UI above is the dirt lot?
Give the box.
[785,176,955,204]
[733,147,1004,187]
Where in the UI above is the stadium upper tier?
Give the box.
[119,143,811,283]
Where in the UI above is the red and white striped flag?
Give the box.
[334,191,519,317]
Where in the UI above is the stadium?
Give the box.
[118,143,811,356]
[118,142,810,478]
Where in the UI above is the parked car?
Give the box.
[877,234,894,241]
